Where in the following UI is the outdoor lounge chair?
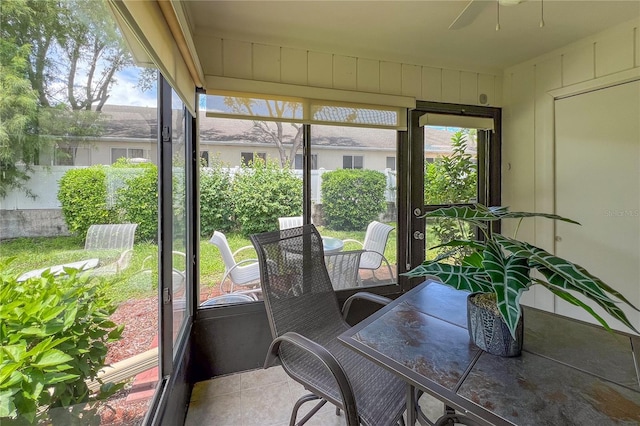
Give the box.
[17,223,138,281]
[250,224,406,426]
[86,223,138,276]
[343,221,395,284]
[208,231,261,298]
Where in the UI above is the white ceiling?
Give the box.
[185,0,640,75]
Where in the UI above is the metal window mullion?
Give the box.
[303,124,311,224]
[187,110,199,316]
[158,73,174,376]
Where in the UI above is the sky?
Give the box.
[108,66,157,107]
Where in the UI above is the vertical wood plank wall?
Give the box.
[194,34,503,107]
[501,17,640,315]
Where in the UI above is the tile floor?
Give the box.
[185,366,445,426]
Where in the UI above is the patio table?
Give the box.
[321,236,344,253]
[339,280,640,425]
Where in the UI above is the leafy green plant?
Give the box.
[424,130,477,261]
[113,161,158,242]
[0,262,124,425]
[57,166,118,238]
[404,204,640,338]
[232,157,302,235]
[200,159,234,237]
[321,169,386,231]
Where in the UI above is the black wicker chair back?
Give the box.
[251,225,406,426]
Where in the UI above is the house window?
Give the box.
[294,154,317,170]
[200,150,209,166]
[54,147,74,166]
[343,155,363,169]
[241,152,266,165]
[111,148,147,164]
[386,156,396,170]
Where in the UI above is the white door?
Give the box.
[555,80,640,334]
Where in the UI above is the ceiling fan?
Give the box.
[448,0,527,30]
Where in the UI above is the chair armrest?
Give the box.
[115,249,134,272]
[265,332,358,425]
[234,258,258,268]
[232,245,257,258]
[342,292,392,319]
[341,239,363,248]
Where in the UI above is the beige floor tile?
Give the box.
[418,392,448,423]
[240,366,289,390]
[187,367,451,426]
[241,383,293,426]
[191,374,241,402]
[185,391,243,426]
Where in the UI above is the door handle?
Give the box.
[413,231,425,240]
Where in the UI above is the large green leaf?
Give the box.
[496,210,580,225]
[535,279,614,331]
[32,349,74,368]
[536,267,639,334]
[0,367,21,389]
[0,389,17,418]
[43,372,80,385]
[482,240,531,338]
[494,235,617,305]
[404,262,492,293]
[422,205,495,229]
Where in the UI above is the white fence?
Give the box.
[1,166,398,211]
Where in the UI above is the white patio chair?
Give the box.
[278,216,303,230]
[208,231,261,298]
[324,250,363,290]
[343,221,395,284]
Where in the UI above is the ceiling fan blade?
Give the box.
[448,0,489,30]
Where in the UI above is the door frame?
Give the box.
[403,101,501,291]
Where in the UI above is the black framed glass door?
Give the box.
[406,102,501,287]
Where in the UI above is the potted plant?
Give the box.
[404,204,639,357]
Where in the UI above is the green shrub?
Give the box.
[321,169,386,231]
[200,160,234,237]
[0,263,124,425]
[113,161,158,242]
[57,166,118,238]
[233,158,302,235]
[424,130,477,261]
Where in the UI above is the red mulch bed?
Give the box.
[99,297,159,425]
[99,287,226,425]
[106,297,158,365]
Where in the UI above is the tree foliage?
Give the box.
[0,33,40,197]
[0,0,133,197]
[424,130,478,260]
[223,97,303,168]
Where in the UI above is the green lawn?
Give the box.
[1,223,398,305]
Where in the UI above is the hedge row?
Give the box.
[58,158,389,241]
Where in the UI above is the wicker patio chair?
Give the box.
[250,225,406,426]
